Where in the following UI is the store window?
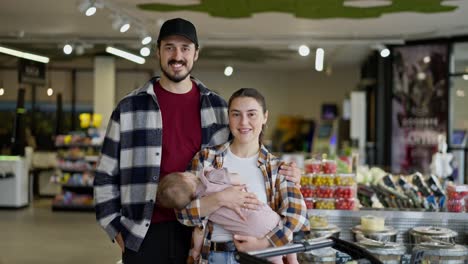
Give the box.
[449,42,468,184]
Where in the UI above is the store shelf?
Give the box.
[52,132,101,213]
[308,209,468,244]
[55,144,101,148]
[61,184,93,194]
[84,156,99,162]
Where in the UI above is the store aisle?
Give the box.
[0,199,121,264]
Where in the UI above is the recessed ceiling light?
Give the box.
[140,47,150,57]
[298,45,310,57]
[380,48,390,58]
[423,56,431,64]
[343,0,392,8]
[224,66,233,77]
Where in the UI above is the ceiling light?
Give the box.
[380,48,390,58]
[120,23,130,33]
[79,0,99,17]
[112,16,131,33]
[224,66,233,77]
[86,6,96,16]
[456,89,465,97]
[47,88,54,96]
[298,45,310,57]
[63,44,73,55]
[106,46,145,64]
[343,0,392,8]
[417,72,426,80]
[0,46,49,63]
[463,74,468,81]
[423,56,431,63]
[140,47,150,57]
[315,48,324,72]
[0,88,4,96]
[141,36,152,45]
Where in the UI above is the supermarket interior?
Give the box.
[0,1,468,264]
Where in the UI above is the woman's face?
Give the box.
[228,97,268,145]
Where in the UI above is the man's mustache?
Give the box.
[168,60,186,65]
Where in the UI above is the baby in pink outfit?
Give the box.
[157,167,298,264]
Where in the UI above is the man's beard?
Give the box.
[160,59,192,83]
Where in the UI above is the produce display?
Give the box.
[446,184,468,212]
[301,157,357,210]
[356,166,467,213]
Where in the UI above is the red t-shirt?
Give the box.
[152,81,202,223]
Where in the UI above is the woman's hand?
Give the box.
[279,162,301,187]
[233,234,270,252]
[216,186,260,220]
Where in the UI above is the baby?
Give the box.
[157,167,298,264]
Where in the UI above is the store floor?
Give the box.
[0,199,121,264]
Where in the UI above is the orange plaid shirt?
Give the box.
[176,141,310,263]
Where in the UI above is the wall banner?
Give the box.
[391,44,448,174]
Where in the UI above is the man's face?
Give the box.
[157,35,199,83]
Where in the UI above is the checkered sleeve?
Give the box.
[265,169,309,247]
[94,108,124,241]
[176,149,208,227]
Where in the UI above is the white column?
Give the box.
[93,56,115,130]
[351,91,367,165]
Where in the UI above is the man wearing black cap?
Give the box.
[94,17,301,263]
[94,17,234,264]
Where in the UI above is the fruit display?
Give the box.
[322,159,337,174]
[335,186,355,199]
[300,174,313,186]
[313,174,335,186]
[446,184,468,212]
[335,174,356,186]
[315,198,335,209]
[304,159,321,174]
[335,198,355,210]
[300,156,357,211]
[304,198,314,209]
[300,187,315,198]
[316,187,335,198]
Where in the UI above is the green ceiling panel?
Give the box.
[138,0,457,19]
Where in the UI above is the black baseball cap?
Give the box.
[157,18,199,48]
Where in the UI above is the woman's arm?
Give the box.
[176,185,260,226]
[176,149,260,226]
[265,174,309,247]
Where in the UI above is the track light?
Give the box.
[112,16,131,33]
[141,35,152,45]
[106,46,145,64]
[79,0,99,17]
[0,46,49,63]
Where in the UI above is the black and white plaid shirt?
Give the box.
[94,76,229,252]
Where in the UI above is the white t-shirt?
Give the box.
[210,147,267,242]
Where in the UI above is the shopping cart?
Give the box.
[235,236,384,264]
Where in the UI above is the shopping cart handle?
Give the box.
[246,238,334,259]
